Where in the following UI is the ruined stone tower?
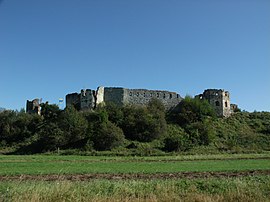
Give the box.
[26,99,41,115]
[195,89,231,117]
[66,89,95,110]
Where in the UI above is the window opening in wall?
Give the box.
[177,94,179,98]
[215,101,220,106]
[170,94,172,99]
[225,101,228,107]
[215,93,218,96]
[157,93,159,98]
[137,92,139,97]
[150,93,152,97]
[129,92,132,96]
[82,90,86,97]
[163,94,166,99]
[144,93,146,97]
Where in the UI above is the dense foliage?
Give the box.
[0,97,269,154]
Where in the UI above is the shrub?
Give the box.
[121,102,167,142]
[168,96,216,127]
[90,121,125,151]
[163,124,187,152]
[59,106,88,146]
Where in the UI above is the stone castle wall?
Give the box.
[103,87,125,106]
[122,88,182,110]
[66,92,80,109]
[66,86,183,111]
[80,89,96,110]
[66,86,235,117]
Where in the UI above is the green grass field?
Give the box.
[0,153,269,175]
[1,152,270,162]
[1,153,270,201]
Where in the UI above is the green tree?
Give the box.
[168,96,216,127]
[121,102,167,142]
[84,110,125,151]
[90,121,125,151]
[40,102,61,121]
[147,98,165,114]
[186,119,216,146]
[59,106,88,147]
[104,102,124,126]
[163,124,188,152]
[0,110,17,145]
[36,122,65,152]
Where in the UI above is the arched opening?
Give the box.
[225,101,228,107]
[215,101,220,106]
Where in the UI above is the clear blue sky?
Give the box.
[0,0,269,111]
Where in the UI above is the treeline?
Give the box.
[0,97,270,155]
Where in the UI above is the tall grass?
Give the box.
[0,176,269,202]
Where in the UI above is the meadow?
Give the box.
[0,153,270,201]
[1,176,270,202]
[0,153,269,176]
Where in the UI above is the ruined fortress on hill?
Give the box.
[26,86,237,117]
[65,87,237,117]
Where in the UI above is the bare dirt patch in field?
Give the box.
[0,170,269,181]
[1,157,270,164]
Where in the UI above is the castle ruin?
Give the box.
[195,89,236,117]
[66,86,183,111]
[26,99,41,115]
[27,87,237,118]
[66,86,237,117]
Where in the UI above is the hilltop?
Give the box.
[0,97,269,155]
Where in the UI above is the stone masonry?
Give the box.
[195,89,232,117]
[66,86,237,117]
[26,99,41,115]
[66,86,183,111]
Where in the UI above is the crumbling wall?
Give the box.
[103,87,125,106]
[66,92,80,110]
[123,88,182,110]
[66,86,183,111]
[66,89,96,111]
[80,89,96,110]
[230,103,239,113]
[195,89,231,117]
[96,86,105,106]
[26,99,41,115]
